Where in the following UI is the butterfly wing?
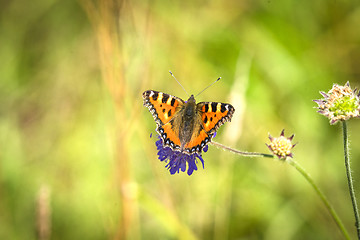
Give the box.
[143,90,184,125]
[143,90,235,155]
[182,121,212,154]
[182,101,235,154]
[143,90,184,149]
[197,101,235,134]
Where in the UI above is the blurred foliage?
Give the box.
[1,0,360,239]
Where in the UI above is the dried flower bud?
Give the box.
[266,130,296,160]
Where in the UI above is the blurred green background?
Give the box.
[1,0,360,239]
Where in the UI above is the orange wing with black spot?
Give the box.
[143,90,184,125]
[197,102,235,134]
[183,127,211,153]
[143,90,184,150]
[181,101,235,154]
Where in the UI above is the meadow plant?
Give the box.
[314,82,360,239]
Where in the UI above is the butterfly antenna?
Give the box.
[194,77,221,98]
[169,71,190,97]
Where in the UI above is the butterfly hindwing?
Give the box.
[157,122,182,149]
[183,127,212,153]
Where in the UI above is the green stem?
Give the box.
[212,141,350,239]
[287,159,350,240]
[342,121,360,239]
[210,141,273,158]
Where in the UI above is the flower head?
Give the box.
[155,136,207,175]
[266,130,296,160]
[314,82,360,125]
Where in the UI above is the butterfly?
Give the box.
[143,90,235,155]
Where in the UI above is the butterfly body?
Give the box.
[143,90,235,154]
[174,95,201,151]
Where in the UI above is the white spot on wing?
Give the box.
[216,103,221,111]
[158,92,163,102]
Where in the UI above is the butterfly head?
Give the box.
[185,94,196,104]
[184,95,197,118]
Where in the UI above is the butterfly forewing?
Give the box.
[197,102,235,134]
[143,90,184,125]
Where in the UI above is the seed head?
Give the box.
[314,82,360,124]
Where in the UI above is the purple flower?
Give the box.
[155,136,206,176]
[314,82,360,124]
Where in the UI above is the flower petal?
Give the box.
[154,135,206,175]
